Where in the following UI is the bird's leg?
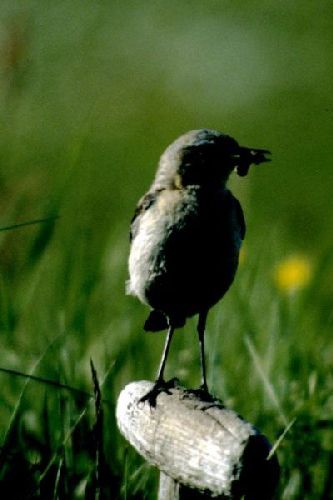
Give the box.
[139,322,176,406]
[197,310,209,393]
[183,310,214,402]
[156,322,175,382]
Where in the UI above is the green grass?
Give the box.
[0,1,332,498]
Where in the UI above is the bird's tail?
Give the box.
[144,310,169,332]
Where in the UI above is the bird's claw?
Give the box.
[139,378,179,407]
[182,385,216,403]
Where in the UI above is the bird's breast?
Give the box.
[128,187,242,312]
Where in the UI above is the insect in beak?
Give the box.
[233,147,271,177]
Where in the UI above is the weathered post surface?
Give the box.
[116,380,279,499]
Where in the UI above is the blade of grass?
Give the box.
[52,457,63,500]
[244,335,288,426]
[90,359,104,500]
[0,364,114,403]
[0,216,60,232]
[37,361,115,487]
[0,335,63,467]
[0,366,92,400]
[267,417,296,460]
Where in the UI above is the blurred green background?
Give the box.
[0,1,332,498]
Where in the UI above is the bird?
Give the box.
[127,129,270,404]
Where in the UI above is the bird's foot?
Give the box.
[182,384,217,404]
[139,377,179,408]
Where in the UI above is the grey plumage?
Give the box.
[127,129,270,399]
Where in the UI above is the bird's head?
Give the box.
[155,129,270,189]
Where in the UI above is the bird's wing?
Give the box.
[233,196,246,240]
[130,189,163,241]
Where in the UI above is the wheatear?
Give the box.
[127,129,270,403]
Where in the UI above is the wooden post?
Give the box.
[116,380,279,499]
[158,472,180,499]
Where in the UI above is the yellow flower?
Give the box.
[274,254,313,293]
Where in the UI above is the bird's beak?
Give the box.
[232,147,271,177]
